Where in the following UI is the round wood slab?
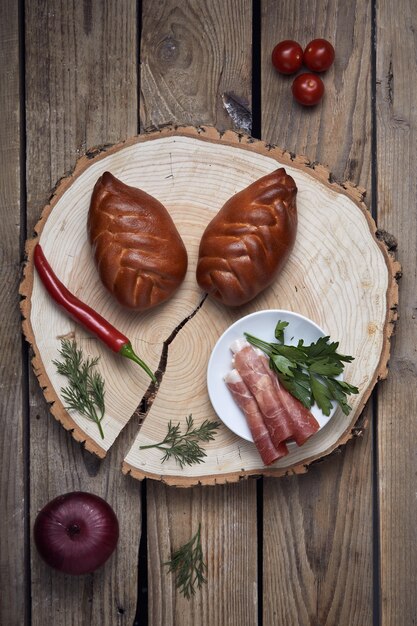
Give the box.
[20,126,399,486]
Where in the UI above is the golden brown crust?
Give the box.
[88,172,188,310]
[196,168,297,306]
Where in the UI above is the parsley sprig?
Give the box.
[139,415,220,468]
[245,320,359,416]
[165,523,207,599]
[53,339,106,439]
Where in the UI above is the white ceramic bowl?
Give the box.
[207,309,338,442]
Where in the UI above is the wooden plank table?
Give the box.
[0,1,415,624]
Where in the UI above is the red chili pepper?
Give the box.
[33,243,156,383]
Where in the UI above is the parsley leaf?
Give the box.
[275,320,289,342]
[245,320,359,415]
[271,353,295,377]
[309,374,334,416]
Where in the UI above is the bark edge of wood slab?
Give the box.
[19,125,400,483]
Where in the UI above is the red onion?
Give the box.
[34,491,119,575]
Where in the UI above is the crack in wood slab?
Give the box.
[129,294,208,428]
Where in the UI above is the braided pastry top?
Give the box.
[196,168,297,306]
[88,172,188,310]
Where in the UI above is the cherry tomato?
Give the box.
[271,40,303,75]
[291,73,324,106]
[303,39,335,72]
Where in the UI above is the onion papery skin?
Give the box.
[34,491,119,575]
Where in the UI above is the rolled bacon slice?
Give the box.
[232,342,320,448]
[272,380,320,446]
[233,344,293,449]
[224,369,288,465]
[258,352,320,445]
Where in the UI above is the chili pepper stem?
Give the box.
[120,343,157,383]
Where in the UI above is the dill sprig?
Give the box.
[165,523,207,599]
[139,414,220,468]
[53,339,106,439]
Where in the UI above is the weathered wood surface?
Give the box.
[261,1,376,624]
[24,1,141,625]
[139,0,252,132]
[376,2,417,625]
[1,0,416,625]
[140,2,258,624]
[0,1,26,624]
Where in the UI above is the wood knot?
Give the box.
[156,35,180,65]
